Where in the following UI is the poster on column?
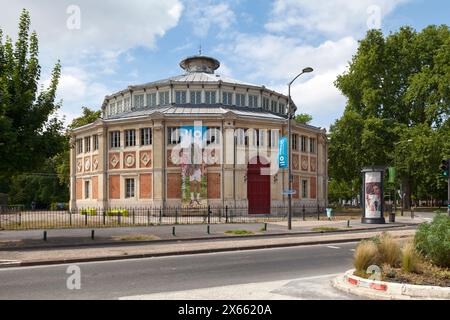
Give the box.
[364,172,382,218]
[180,126,208,208]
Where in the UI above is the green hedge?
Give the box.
[415,213,450,268]
[80,208,97,216]
[106,209,129,217]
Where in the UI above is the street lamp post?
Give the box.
[287,67,313,230]
[393,139,413,218]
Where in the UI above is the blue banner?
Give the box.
[278,136,288,169]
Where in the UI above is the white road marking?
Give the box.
[326,246,341,249]
[350,249,356,252]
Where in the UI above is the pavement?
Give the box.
[0,242,362,300]
[0,216,421,251]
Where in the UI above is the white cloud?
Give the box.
[0,0,183,60]
[226,34,358,129]
[186,0,236,38]
[265,0,410,38]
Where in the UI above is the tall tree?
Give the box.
[330,25,450,206]
[0,9,63,193]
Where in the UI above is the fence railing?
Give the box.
[0,204,327,231]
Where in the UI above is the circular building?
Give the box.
[70,55,328,214]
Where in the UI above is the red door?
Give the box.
[247,157,270,214]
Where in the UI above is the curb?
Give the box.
[0,224,415,252]
[0,233,414,269]
[332,269,450,300]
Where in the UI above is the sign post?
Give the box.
[361,166,386,224]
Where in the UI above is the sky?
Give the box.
[0,0,448,130]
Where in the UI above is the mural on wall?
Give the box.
[180,126,208,208]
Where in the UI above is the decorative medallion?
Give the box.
[93,158,99,170]
[310,157,317,172]
[292,155,299,170]
[110,155,119,168]
[125,154,135,168]
[140,152,151,167]
[84,158,91,171]
[76,160,83,173]
[301,156,309,171]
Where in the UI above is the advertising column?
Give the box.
[361,167,386,224]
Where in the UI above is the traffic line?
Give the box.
[326,246,341,249]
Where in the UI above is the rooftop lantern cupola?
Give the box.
[179,55,220,74]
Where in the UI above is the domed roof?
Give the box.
[179,55,220,74]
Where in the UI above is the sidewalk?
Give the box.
[0,216,422,268]
[0,216,421,250]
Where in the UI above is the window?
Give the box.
[116,100,123,113]
[223,92,233,105]
[292,134,298,151]
[271,100,278,112]
[235,93,245,107]
[125,130,136,147]
[250,129,259,147]
[259,129,266,147]
[84,181,90,199]
[125,178,135,198]
[168,127,181,145]
[84,136,91,153]
[140,128,152,146]
[235,128,246,146]
[175,90,187,104]
[310,138,316,154]
[302,180,308,198]
[262,97,270,110]
[147,93,156,107]
[110,102,116,115]
[249,95,258,108]
[301,136,308,152]
[268,130,278,148]
[76,139,83,155]
[205,91,216,104]
[190,91,202,104]
[279,103,286,114]
[110,131,121,149]
[93,135,98,151]
[134,94,145,109]
[206,127,220,145]
[124,97,131,111]
[159,91,170,106]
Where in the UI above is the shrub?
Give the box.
[80,208,97,216]
[106,209,129,217]
[415,213,450,268]
[354,240,379,273]
[377,232,401,267]
[402,241,420,273]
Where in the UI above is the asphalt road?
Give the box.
[0,242,358,300]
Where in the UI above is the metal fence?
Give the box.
[0,203,327,231]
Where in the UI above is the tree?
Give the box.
[330,25,450,207]
[295,113,313,125]
[0,9,63,193]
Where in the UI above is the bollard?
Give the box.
[172,226,176,236]
[225,205,229,224]
[208,206,211,225]
[159,208,162,224]
[302,204,306,221]
[207,225,210,234]
[317,204,320,221]
[147,209,150,226]
[43,231,47,241]
[263,223,267,232]
[347,220,350,228]
[91,230,95,240]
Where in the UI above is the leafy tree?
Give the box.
[330,25,450,206]
[0,9,63,193]
[295,113,313,124]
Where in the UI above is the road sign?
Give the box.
[282,189,297,195]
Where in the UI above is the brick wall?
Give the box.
[167,173,181,198]
[92,176,98,200]
[109,175,120,199]
[207,173,221,199]
[140,174,152,199]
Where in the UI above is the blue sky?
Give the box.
[1,0,448,130]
